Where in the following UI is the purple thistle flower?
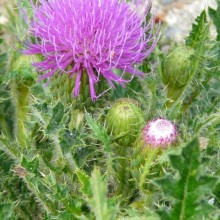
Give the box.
[23,0,158,101]
[143,118,178,148]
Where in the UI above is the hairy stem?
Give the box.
[166,86,184,108]
[11,82,30,150]
[139,148,159,193]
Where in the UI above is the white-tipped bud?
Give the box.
[143,118,178,148]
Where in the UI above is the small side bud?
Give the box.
[162,46,194,104]
[130,118,178,190]
[162,46,194,89]
[143,117,178,148]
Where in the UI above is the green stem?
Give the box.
[166,86,184,108]
[0,115,11,138]
[114,146,133,200]
[12,82,30,150]
[139,148,159,193]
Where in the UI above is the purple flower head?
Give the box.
[143,118,178,148]
[23,0,158,101]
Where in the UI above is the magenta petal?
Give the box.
[38,68,57,81]
[73,69,82,97]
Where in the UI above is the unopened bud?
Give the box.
[143,117,178,148]
[106,99,144,146]
[162,46,194,89]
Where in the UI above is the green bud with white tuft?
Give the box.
[106,98,144,146]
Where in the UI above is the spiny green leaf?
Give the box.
[85,113,111,151]
[186,10,209,48]
[0,203,16,220]
[209,0,220,41]
[76,169,92,197]
[213,181,220,203]
[155,138,218,220]
[90,168,117,220]
[0,150,12,173]
[156,175,181,198]
[59,130,76,154]
[0,136,20,158]
[21,156,39,174]
[46,102,64,134]
[25,175,58,215]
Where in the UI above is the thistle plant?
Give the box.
[0,0,219,219]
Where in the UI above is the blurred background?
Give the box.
[154,0,217,42]
[0,0,217,41]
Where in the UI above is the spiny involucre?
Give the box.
[23,0,158,101]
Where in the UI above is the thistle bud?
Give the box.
[143,117,178,148]
[130,118,178,190]
[106,99,144,146]
[162,46,194,104]
[162,46,194,88]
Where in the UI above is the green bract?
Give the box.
[50,71,90,106]
[106,99,144,146]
